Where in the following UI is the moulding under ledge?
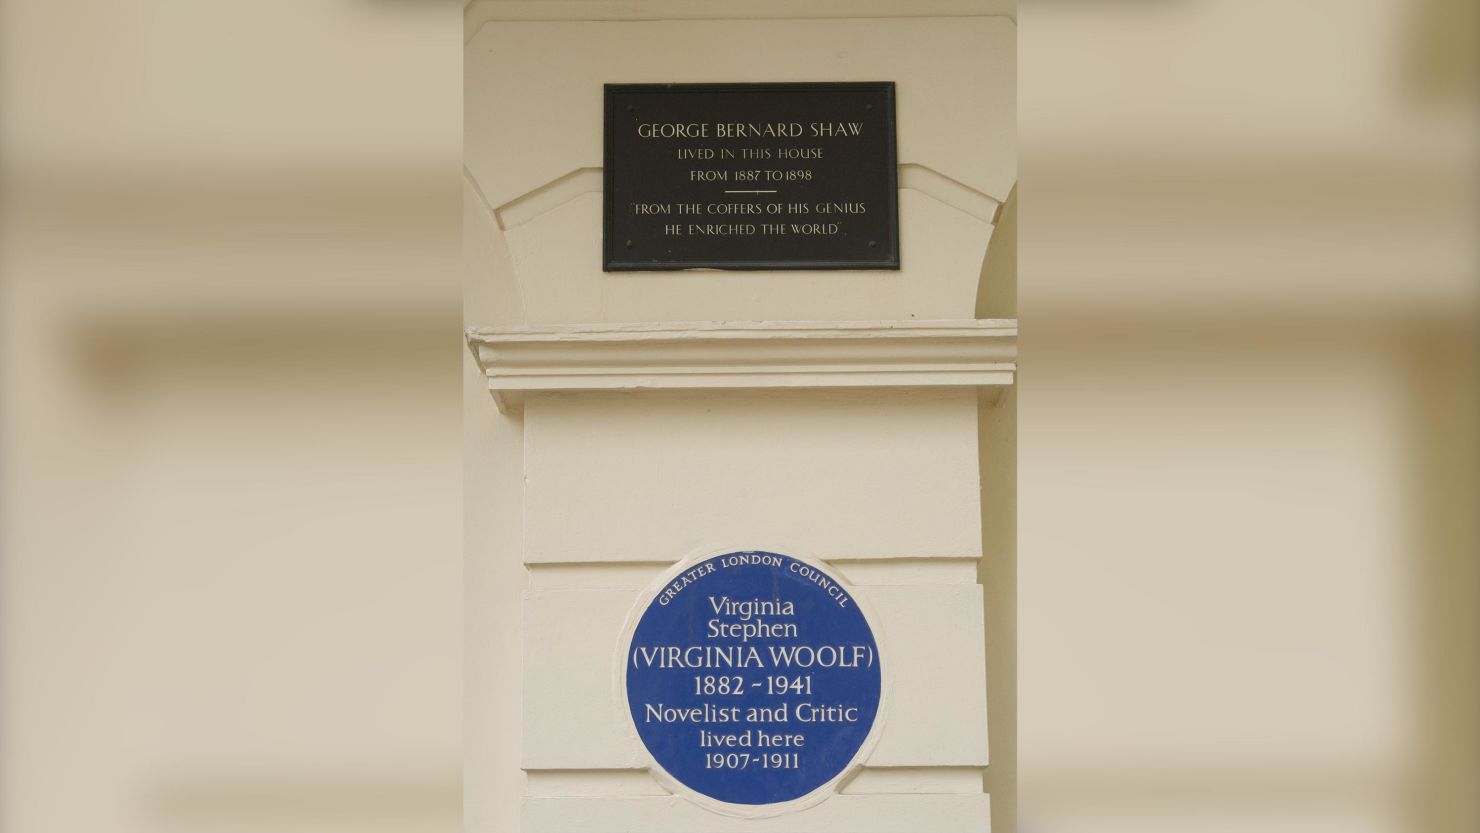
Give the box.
[466,319,1016,414]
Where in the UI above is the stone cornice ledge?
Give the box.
[467,320,1016,414]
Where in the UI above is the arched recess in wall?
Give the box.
[976,184,1017,319]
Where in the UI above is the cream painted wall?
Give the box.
[464,2,1016,832]
[465,11,1014,324]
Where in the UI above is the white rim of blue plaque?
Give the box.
[613,545,891,819]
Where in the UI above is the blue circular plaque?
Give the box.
[623,550,883,809]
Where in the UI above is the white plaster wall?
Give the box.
[464,4,1015,831]
[509,389,993,832]
[465,12,1015,324]
[522,390,983,563]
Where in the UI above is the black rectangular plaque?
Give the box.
[603,82,899,271]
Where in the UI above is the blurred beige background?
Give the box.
[1,2,463,832]
[1019,1,1477,832]
[1,1,1475,832]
